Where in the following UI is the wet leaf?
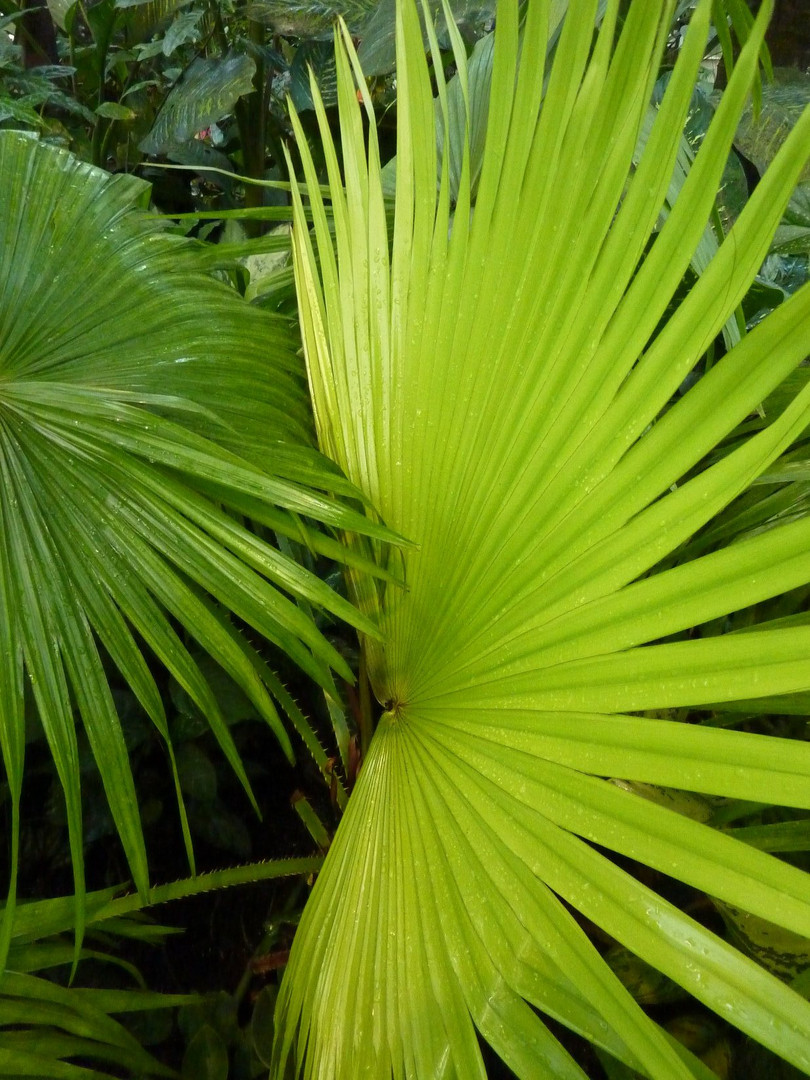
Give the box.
[140,53,256,154]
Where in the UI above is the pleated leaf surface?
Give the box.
[0,130,390,963]
[275,0,810,1076]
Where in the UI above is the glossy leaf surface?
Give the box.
[276,0,810,1074]
[0,130,379,963]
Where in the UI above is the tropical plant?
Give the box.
[0,899,194,1080]
[0,857,323,1078]
[272,0,810,1076]
[0,127,395,972]
[0,0,425,203]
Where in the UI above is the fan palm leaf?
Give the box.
[0,130,396,967]
[274,0,810,1076]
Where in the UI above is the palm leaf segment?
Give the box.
[277,0,810,1076]
[0,130,393,965]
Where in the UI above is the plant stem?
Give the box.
[95,858,324,924]
[358,650,373,759]
[235,16,267,236]
[97,59,141,165]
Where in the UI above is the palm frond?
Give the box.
[0,130,394,966]
[274,0,810,1075]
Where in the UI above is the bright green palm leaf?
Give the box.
[0,130,399,962]
[275,0,810,1073]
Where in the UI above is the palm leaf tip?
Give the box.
[0,130,375,945]
[276,0,810,1075]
